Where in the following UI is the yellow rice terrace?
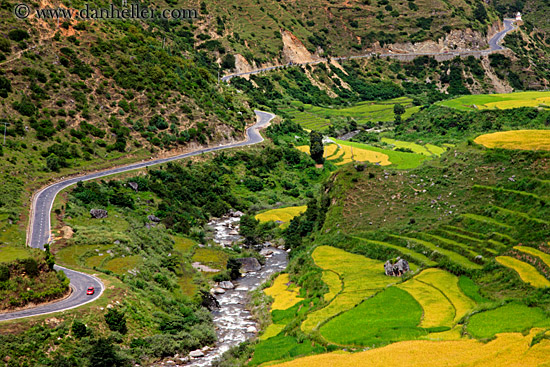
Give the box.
[474,130,550,151]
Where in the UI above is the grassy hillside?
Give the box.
[0,0,255,247]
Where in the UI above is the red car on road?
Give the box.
[86,287,95,295]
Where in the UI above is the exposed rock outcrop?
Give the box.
[90,209,108,219]
[147,215,161,223]
[281,30,320,64]
[388,28,489,54]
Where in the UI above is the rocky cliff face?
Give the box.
[387,27,494,54]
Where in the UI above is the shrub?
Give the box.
[87,338,129,367]
[0,76,11,98]
[105,308,128,334]
[8,29,29,41]
[72,320,88,338]
[221,54,235,70]
[0,38,11,53]
[0,264,9,281]
[20,258,39,277]
[13,96,36,116]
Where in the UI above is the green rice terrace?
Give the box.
[245,137,550,366]
[277,97,420,131]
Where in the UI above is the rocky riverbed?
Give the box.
[186,247,288,366]
[155,212,289,367]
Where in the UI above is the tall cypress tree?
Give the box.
[309,130,324,164]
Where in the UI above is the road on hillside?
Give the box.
[221,19,517,82]
[0,110,275,322]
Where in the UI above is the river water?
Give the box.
[187,247,288,366]
[183,214,289,366]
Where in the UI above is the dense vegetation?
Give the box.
[0,249,68,311]
[1,0,550,366]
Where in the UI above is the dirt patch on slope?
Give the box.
[281,30,321,64]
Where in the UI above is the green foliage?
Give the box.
[309,131,324,164]
[105,308,128,334]
[44,244,55,270]
[473,2,488,23]
[87,338,130,367]
[71,320,89,338]
[0,264,9,281]
[47,154,61,172]
[0,38,10,53]
[12,95,36,117]
[239,214,260,245]
[221,54,236,70]
[393,103,406,116]
[8,29,29,41]
[227,258,242,280]
[0,75,11,98]
[20,258,39,277]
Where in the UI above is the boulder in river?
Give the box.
[237,257,261,272]
[90,209,108,219]
[200,290,220,310]
[218,281,235,289]
[260,248,273,256]
[212,287,226,294]
[189,350,205,358]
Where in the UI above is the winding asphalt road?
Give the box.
[221,19,517,82]
[0,110,275,322]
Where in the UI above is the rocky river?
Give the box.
[159,212,289,367]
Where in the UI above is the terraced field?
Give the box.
[466,303,550,339]
[438,91,550,111]
[515,246,550,268]
[496,256,550,288]
[297,140,432,169]
[318,267,479,347]
[280,97,421,130]
[256,206,307,228]
[301,246,400,333]
[306,256,477,347]
[296,143,391,166]
[272,330,550,367]
[474,130,550,151]
[350,174,550,290]
[333,139,429,169]
[381,138,446,157]
[264,273,302,311]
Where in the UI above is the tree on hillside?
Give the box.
[309,130,324,164]
[474,2,488,23]
[221,54,236,70]
[239,214,259,246]
[394,103,406,124]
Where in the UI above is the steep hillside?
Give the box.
[200,0,498,66]
[493,0,550,33]
[0,0,253,242]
